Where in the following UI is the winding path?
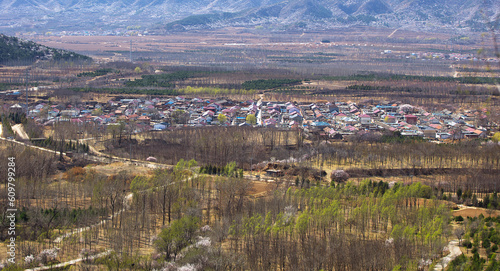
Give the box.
[53,193,134,243]
[433,240,462,271]
[44,176,192,270]
[25,250,112,271]
[0,130,176,270]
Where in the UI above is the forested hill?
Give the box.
[0,34,91,64]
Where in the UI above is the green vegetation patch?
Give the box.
[180,86,256,95]
[241,79,302,90]
[324,73,499,85]
[77,68,114,77]
[124,71,199,88]
[449,215,500,270]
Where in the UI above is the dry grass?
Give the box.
[85,162,154,177]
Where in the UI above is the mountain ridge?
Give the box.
[0,0,497,34]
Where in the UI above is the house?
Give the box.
[359,114,371,125]
[153,123,167,130]
[117,115,129,122]
[290,113,303,122]
[336,113,347,120]
[384,115,397,123]
[266,169,284,177]
[137,115,151,124]
[422,128,436,139]
[128,114,139,121]
[473,129,487,138]
[264,118,277,127]
[311,121,330,130]
[404,114,418,125]
[328,103,339,113]
[437,133,452,140]
[288,107,301,115]
[463,129,487,139]
[61,110,79,118]
[190,117,207,125]
[401,130,422,137]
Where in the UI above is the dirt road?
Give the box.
[12,124,29,139]
[433,240,462,271]
[25,250,112,271]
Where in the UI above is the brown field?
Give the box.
[247,181,276,197]
[28,27,477,55]
[453,207,500,218]
[85,162,154,177]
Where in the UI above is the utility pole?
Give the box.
[130,40,133,63]
[25,69,29,117]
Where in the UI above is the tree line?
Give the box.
[106,126,304,168]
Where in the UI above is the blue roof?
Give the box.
[311,121,330,127]
[376,105,396,109]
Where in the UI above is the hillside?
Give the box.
[0,33,91,64]
[0,0,498,34]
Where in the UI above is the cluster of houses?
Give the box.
[4,96,496,141]
[403,52,499,63]
[301,101,493,140]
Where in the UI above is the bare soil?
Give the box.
[246,181,276,197]
[85,162,154,176]
[453,207,500,218]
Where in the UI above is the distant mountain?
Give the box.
[0,33,91,64]
[0,0,498,34]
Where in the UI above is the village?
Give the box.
[4,94,495,142]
